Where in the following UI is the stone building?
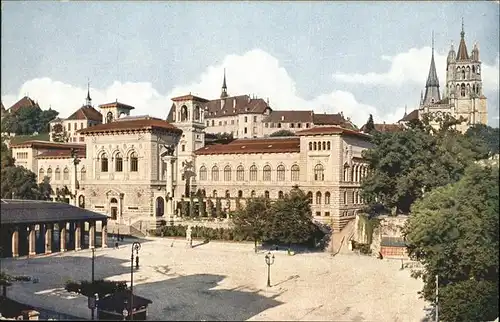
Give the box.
[400,24,488,132]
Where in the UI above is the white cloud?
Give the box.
[2,49,390,127]
[332,47,500,93]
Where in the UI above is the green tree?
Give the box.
[232,197,272,253]
[465,123,500,156]
[363,114,376,134]
[38,177,53,200]
[1,166,42,199]
[38,108,58,133]
[215,198,222,218]
[15,106,41,135]
[51,122,69,142]
[269,129,295,137]
[1,137,15,168]
[1,113,18,134]
[404,164,499,322]
[268,187,315,248]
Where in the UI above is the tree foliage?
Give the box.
[404,164,499,321]
[269,129,295,137]
[51,122,69,142]
[361,118,489,214]
[1,106,58,135]
[232,197,272,252]
[465,123,500,156]
[362,114,376,134]
[1,137,15,168]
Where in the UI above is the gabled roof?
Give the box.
[204,95,269,117]
[399,109,419,122]
[195,137,300,155]
[66,105,103,122]
[171,94,210,103]
[0,199,107,225]
[312,113,345,125]
[36,148,86,159]
[8,96,40,114]
[262,110,313,123]
[78,116,181,135]
[99,101,135,110]
[296,126,370,139]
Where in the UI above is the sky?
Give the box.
[1,1,499,128]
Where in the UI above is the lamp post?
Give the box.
[265,251,275,287]
[89,247,96,320]
[71,148,80,206]
[129,242,141,320]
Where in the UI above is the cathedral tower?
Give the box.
[422,31,441,106]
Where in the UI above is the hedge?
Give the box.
[151,224,251,242]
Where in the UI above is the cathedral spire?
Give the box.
[86,79,92,107]
[422,31,441,106]
[456,17,469,60]
[220,69,228,99]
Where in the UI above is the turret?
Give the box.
[471,42,479,62]
[447,42,456,68]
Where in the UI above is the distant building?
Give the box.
[400,23,488,132]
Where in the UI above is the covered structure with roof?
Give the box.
[0,199,108,258]
[96,290,152,321]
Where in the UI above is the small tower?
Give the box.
[98,100,135,124]
[422,31,441,106]
[220,69,229,99]
[85,81,92,107]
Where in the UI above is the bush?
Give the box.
[65,279,128,297]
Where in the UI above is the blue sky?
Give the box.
[1,1,499,127]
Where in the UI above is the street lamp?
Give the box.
[90,248,96,320]
[265,251,275,287]
[129,242,141,320]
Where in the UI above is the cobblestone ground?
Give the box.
[1,237,426,321]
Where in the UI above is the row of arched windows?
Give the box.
[342,190,364,204]
[39,167,70,181]
[306,191,332,204]
[308,141,331,151]
[455,65,480,80]
[456,83,481,97]
[203,189,332,204]
[199,164,301,182]
[98,151,139,173]
[343,163,368,182]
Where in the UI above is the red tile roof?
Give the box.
[262,110,313,123]
[10,140,85,149]
[66,106,103,122]
[195,137,300,155]
[36,148,86,159]
[296,126,371,139]
[77,116,182,135]
[312,113,344,125]
[98,101,135,110]
[8,96,40,114]
[375,123,403,133]
[171,94,210,103]
[399,109,419,122]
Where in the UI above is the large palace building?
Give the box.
[10,82,372,233]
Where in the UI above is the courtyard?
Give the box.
[1,237,426,321]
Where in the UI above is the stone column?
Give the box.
[45,224,53,254]
[28,225,36,256]
[163,156,176,222]
[11,227,19,258]
[75,222,81,251]
[102,220,108,248]
[60,222,67,252]
[80,221,86,249]
[89,221,95,249]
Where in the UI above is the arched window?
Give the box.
[249,165,257,181]
[238,190,243,198]
[47,168,52,179]
[291,164,300,181]
[101,153,109,172]
[343,191,347,204]
[130,152,138,172]
[325,192,330,204]
[277,165,285,181]
[461,83,466,97]
[456,84,460,96]
[466,66,470,79]
[106,112,113,123]
[327,142,331,150]
[309,142,313,150]
[467,84,470,95]
[63,167,69,180]
[461,68,466,80]
[313,142,317,150]
[315,191,322,204]
[115,153,123,172]
[212,190,217,198]
[156,197,165,217]
[322,142,326,150]
[472,65,475,74]
[224,165,232,181]
[55,168,61,180]
[194,106,201,121]
[263,165,271,181]
[225,190,230,198]
[318,142,322,151]
[343,163,350,181]
[199,166,207,181]
[314,164,324,181]
[38,168,44,180]
[236,165,244,181]
[473,84,476,94]
[80,167,86,181]
[180,105,188,122]
[456,67,460,79]
[264,190,270,199]
[211,165,219,181]
[278,191,284,199]
[307,191,313,204]
[351,191,355,203]
[251,190,256,198]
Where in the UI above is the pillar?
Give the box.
[11,228,19,258]
[45,224,52,254]
[89,221,95,249]
[163,156,175,222]
[60,222,67,252]
[102,220,108,248]
[75,222,81,251]
[28,225,36,256]
[80,221,86,249]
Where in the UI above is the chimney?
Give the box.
[233,99,236,109]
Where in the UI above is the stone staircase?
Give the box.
[328,219,356,256]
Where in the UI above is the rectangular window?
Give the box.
[278,123,282,128]
[244,127,248,134]
[306,123,310,128]
[181,145,185,152]
[231,120,235,125]
[80,122,84,129]
[290,123,295,128]
[211,120,215,126]
[325,212,330,217]
[219,121,222,126]
[224,121,227,125]
[315,211,321,217]
[68,123,71,131]
[79,137,84,142]
[244,116,248,123]
[253,116,257,122]
[298,123,302,128]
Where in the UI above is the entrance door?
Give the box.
[111,207,118,220]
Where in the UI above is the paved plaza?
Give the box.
[1,237,426,321]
